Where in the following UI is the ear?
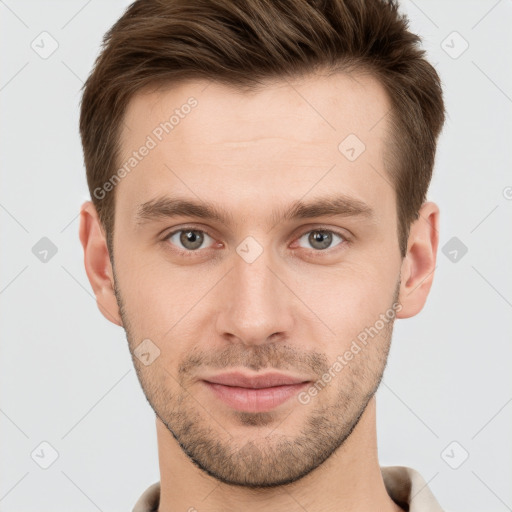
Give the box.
[78,201,123,326]
[396,201,440,319]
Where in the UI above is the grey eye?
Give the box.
[297,230,344,251]
[169,229,213,251]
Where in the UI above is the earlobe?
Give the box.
[396,202,440,319]
[79,201,123,327]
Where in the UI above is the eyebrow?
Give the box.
[135,194,375,228]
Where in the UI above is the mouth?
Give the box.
[201,371,311,413]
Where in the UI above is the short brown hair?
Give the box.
[79,0,445,259]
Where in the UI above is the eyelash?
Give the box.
[161,226,350,257]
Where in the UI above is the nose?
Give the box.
[215,247,295,347]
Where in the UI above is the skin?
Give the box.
[79,71,439,512]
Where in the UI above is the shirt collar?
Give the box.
[133,465,444,512]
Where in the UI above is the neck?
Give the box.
[156,397,402,512]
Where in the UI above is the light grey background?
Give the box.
[1,1,511,511]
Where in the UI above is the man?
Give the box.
[78,0,445,510]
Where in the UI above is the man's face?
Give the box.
[111,72,403,487]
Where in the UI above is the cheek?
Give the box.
[116,252,225,343]
[293,260,398,341]
[114,254,178,337]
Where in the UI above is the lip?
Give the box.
[203,371,309,388]
[202,372,311,413]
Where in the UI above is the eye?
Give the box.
[296,229,346,251]
[164,228,215,252]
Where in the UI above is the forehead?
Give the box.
[122,71,391,146]
[115,71,395,226]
